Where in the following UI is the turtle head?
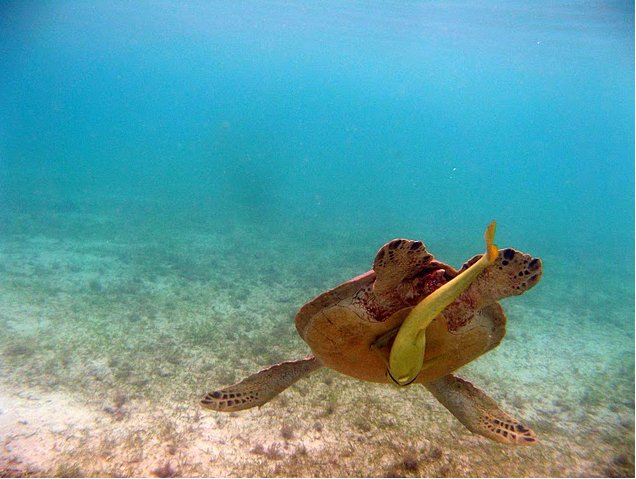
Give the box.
[461,248,543,306]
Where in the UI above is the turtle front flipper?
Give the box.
[201,355,322,412]
[425,374,537,445]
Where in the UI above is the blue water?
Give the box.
[2,2,633,254]
[0,1,633,476]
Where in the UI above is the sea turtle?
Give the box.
[201,222,543,445]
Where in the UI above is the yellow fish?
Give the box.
[387,221,498,386]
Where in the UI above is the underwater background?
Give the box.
[0,1,633,477]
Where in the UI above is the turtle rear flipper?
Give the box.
[201,356,322,412]
[425,374,537,445]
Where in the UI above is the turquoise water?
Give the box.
[0,2,633,477]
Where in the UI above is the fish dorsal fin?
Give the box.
[372,239,434,295]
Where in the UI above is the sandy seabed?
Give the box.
[0,213,633,477]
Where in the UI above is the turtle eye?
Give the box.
[503,248,515,260]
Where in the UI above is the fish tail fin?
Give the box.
[485,220,498,262]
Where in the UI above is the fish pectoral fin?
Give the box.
[372,327,400,350]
